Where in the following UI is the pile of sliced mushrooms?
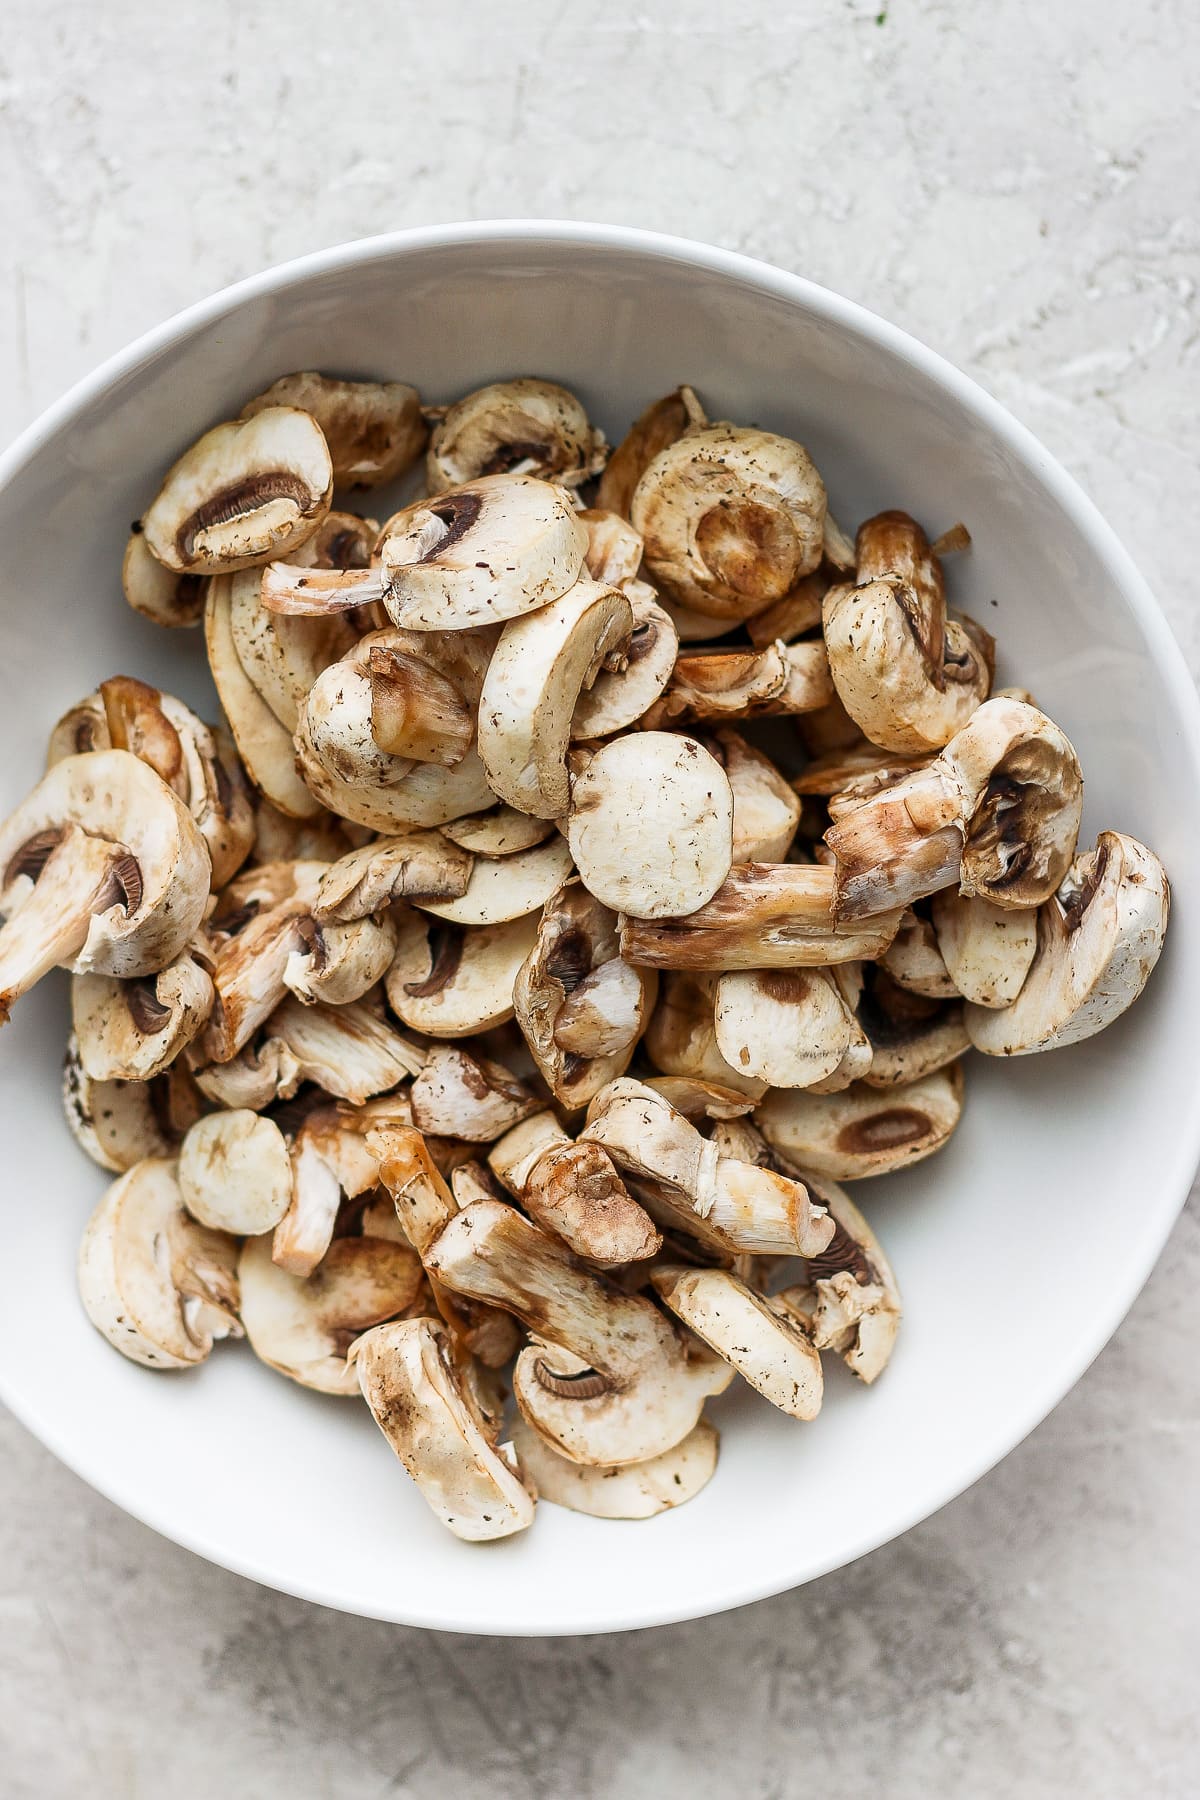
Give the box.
[0,372,1170,1540]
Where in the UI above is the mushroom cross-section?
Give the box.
[63,1037,174,1171]
[509,1415,718,1519]
[205,575,325,820]
[178,1109,294,1236]
[569,579,680,740]
[263,993,425,1103]
[196,860,327,1063]
[712,967,868,1089]
[409,1043,541,1142]
[930,888,1038,1007]
[757,1064,965,1179]
[426,378,606,492]
[642,971,769,1098]
[385,910,541,1038]
[642,640,833,729]
[773,1180,901,1384]
[709,729,802,864]
[121,530,207,628]
[415,836,575,926]
[314,833,474,921]
[651,1266,823,1420]
[72,950,214,1083]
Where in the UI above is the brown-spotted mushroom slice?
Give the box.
[265,993,425,1103]
[642,972,768,1099]
[712,967,868,1089]
[487,1110,572,1194]
[0,752,210,1022]
[367,644,475,767]
[596,384,706,519]
[122,530,207,628]
[72,951,214,1083]
[570,580,680,741]
[294,710,493,832]
[440,806,555,857]
[850,965,968,1087]
[931,889,1037,1007]
[879,908,959,999]
[427,378,606,492]
[774,1180,901,1384]
[427,1201,731,1466]
[757,1063,965,1179]
[351,1318,535,1541]
[78,1158,242,1369]
[142,406,332,574]
[178,1109,293,1235]
[642,640,833,729]
[410,1044,541,1142]
[416,836,574,926]
[228,566,355,735]
[708,729,802,863]
[566,732,733,920]
[273,1105,383,1277]
[652,1266,823,1421]
[63,1036,174,1172]
[966,831,1169,1055]
[386,910,540,1038]
[314,833,474,922]
[192,1035,302,1112]
[283,911,399,1007]
[205,575,324,819]
[197,861,327,1063]
[510,1415,718,1520]
[640,1077,757,1122]
[241,372,426,488]
[488,1115,661,1266]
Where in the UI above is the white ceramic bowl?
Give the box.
[1,223,1197,1637]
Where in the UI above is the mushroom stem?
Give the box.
[368,647,475,766]
[0,829,133,1022]
[260,562,387,616]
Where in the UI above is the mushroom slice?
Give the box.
[205,575,324,819]
[192,1035,302,1111]
[824,698,1084,920]
[283,911,399,1006]
[142,407,332,574]
[792,740,927,799]
[367,644,475,767]
[440,806,554,857]
[314,833,473,921]
[652,1267,823,1420]
[294,716,494,832]
[713,967,867,1089]
[745,570,829,649]
[487,1110,572,1194]
[427,378,606,492]
[198,861,326,1062]
[229,565,354,734]
[566,732,734,919]
[642,971,768,1098]
[879,908,959,999]
[619,865,903,970]
[757,1064,965,1179]
[298,654,416,790]
[640,1077,757,1122]
[178,1109,293,1235]
[516,1136,661,1266]
[272,1105,382,1276]
[596,384,706,519]
[966,831,1169,1055]
[238,1231,422,1394]
[478,578,633,818]
[512,880,655,1108]
[266,993,425,1102]
[122,530,207,628]
[351,1319,535,1541]
[427,1201,731,1466]
[410,1044,541,1142]
[643,640,833,728]
[0,752,210,1021]
[852,964,968,1087]
[241,372,426,488]
[416,837,575,926]
[72,951,214,1082]
[709,729,802,863]
[510,1415,718,1519]
[570,581,679,741]
[579,508,644,586]
[386,911,540,1038]
[78,1159,242,1369]
[774,1182,901,1384]
[63,1036,174,1171]
[931,889,1037,1007]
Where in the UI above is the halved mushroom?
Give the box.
[849,963,968,1086]
[879,907,959,999]
[238,1231,422,1394]
[63,1036,174,1171]
[745,569,829,649]
[427,1200,731,1466]
[757,1064,965,1178]
[510,1415,718,1519]
[439,806,554,857]
[122,530,207,628]
[619,864,903,970]
[930,888,1037,1007]
[427,378,606,492]
[206,575,325,819]
[569,581,680,741]
[642,641,833,728]
[78,1159,242,1369]
[825,698,1084,920]
[178,1108,293,1235]
[283,911,399,1006]
[197,861,326,1062]
[965,831,1169,1055]
[712,967,868,1089]
[142,407,332,574]
[294,698,494,832]
[708,729,802,863]
[314,832,473,922]
[386,910,540,1038]
[631,423,827,622]
[240,372,426,488]
[0,752,210,1022]
[297,653,416,790]
[351,1318,536,1541]
[566,732,734,919]
[773,1182,901,1383]
[652,1267,823,1420]
[72,950,214,1082]
[416,836,575,926]
[410,1044,541,1142]
[596,384,706,519]
[265,993,425,1102]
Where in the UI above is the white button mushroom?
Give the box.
[415,836,575,926]
[72,950,214,1083]
[596,384,706,519]
[205,575,326,820]
[930,889,1038,1008]
[426,378,606,493]
[509,1415,718,1520]
[121,530,207,628]
[313,833,475,921]
[62,1035,175,1172]
[773,1180,902,1384]
[385,910,541,1039]
[643,640,834,729]
[713,967,868,1089]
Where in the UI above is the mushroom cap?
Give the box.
[192,1035,302,1112]
[386,910,540,1037]
[427,378,605,492]
[198,860,326,1063]
[410,1043,541,1142]
[351,1318,536,1541]
[570,581,680,741]
[72,952,214,1083]
[142,406,333,574]
[78,1159,242,1369]
[272,1107,381,1276]
[596,384,705,519]
[238,1231,422,1394]
[641,1076,758,1122]
[651,1266,823,1420]
[314,832,474,922]
[283,911,399,1007]
[966,831,1169,1055]
[299,656,415,790]
[757,1063,965,1178]
[713,967,866,1089]
[631,423,827,620]
[241,372,426,488]
[206,576,325,819]
[178,1109,294,1236]
[945,698,1085,909]
[63,1038,174,1171]
[488,1110,572,1193]
[930,889,1036,1007]
[417,836,575,925]
[510,1415,718,1519]
[566,732,734,919]
[122,531,206,628]
[642,971,769,1098]
[265,992,425,1102]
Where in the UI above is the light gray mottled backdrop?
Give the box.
[2,3,1198,1795]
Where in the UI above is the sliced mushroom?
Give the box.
[569,580,679,741]
[642,971,768,1098]
[197,861,325,1062]
[712,967,868,1088]
[640,1076,757,1122]
[351,1318,535,1540]
[487,1110,572,1194]
[193,1035,301,1111]
[494,1125,662,1266]
[825,698,1084,920]
[313,833,473,923]
[78,1159,241,1369]
[773,1183,901,1383]
[851,964,968,1086]
[241,372,426,488]
[631,423,827,622]
[63,1036,174,1171]
[510,1415,717,1519]
[417,836,575,926]
[142,407,332,574]
[643,640,833,728]
[566,732,733,919]
[792,740,927,801]
[596,384,705,518]
[427,1201,731,1466]
[385,910,540,1038]
[427,378,605,492]
[294,707,494,832]
[709,729,801,863]
[930,889,1038,1007]
[122,530,207,628]
[652,1266,823,1419]
[265,992,425,1102]
[206,575,324,819]
[228,565,355,735]
[72,950,214,1082]
[410,1044,541,1141]
[367,644,475,767]
[757,1064,965,1178]
[879,908,959,999]
[272,1105,381,1276]
[745,570,828,649]
[283,911,398,1006]
[238,1231,422,1394]
[579,508,645,586]
[178,1109,293,1235]
[619,864,903,970]
[440,806,554,857]
[965,831,1169,1055]
[0,752,210,1021]
[297,652,416,790]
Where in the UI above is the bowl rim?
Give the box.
[3,219,1198,1636]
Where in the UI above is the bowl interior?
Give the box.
[1,227,1196,1635]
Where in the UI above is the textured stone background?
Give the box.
[2,2,1198,1794]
